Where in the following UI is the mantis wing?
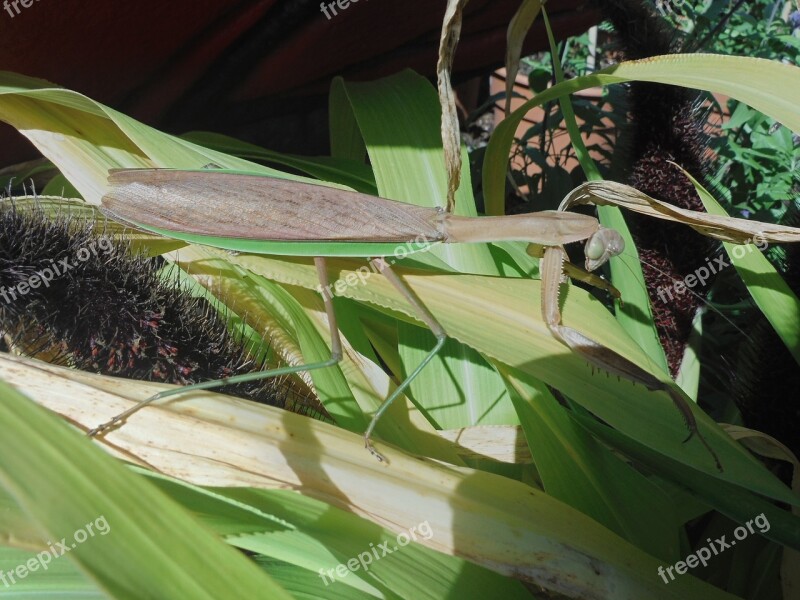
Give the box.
[102,169,445,245]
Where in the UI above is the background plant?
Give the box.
[488,0,800,220]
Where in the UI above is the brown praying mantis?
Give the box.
[94,167,722,469]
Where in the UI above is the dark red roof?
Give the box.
[0,0,599,164]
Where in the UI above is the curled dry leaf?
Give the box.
[560,181,800,244]
[437,0,469,213]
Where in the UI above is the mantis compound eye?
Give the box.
[584,227,625,271]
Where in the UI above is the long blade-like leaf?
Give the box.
[0,354,740,600]
[0,378,292,600]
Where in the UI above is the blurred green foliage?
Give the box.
[666,0,800,219]
[488,0,800,219]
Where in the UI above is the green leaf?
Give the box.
[599,205,670,374]
[166,245,463,465]
[0,71,307,203]
[141,475,533,600]
[504,0,544,114]
[400,327,517,428]
[498,364,680,562]
[180,131,378,194]
[233,254,797,506]
[685,170,800,365]
[329,78,367,163]
[0,545,103,597]
[0,381,292,600]
[0,353,742,599]
[575,413,800,553]
[675,310,704,401]
[329,70,497,274]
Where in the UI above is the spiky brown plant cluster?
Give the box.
[592,0,717,375]
[0,201,327,419]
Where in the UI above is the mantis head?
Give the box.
[584,227,624,271]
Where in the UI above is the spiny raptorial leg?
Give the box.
[539,245,723,472]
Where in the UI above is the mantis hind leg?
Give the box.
[88,257,343,437]
[364,258,447,462]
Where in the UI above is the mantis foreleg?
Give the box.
[540,246,723,472]
[527,242,621,302]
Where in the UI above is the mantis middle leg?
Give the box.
[88,257,343,437]
[363,258,448,462]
